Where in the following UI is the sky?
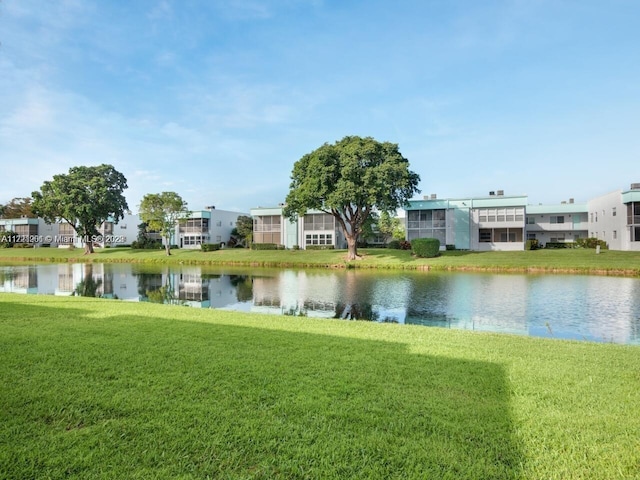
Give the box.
[1,0,639,214]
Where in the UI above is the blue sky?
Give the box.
[1,0,639,214]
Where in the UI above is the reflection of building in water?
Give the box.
[251,270,343,318]
[177,269,211,307]
[405,273,529,335]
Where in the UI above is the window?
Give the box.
[550,234,566,243]
[479,229,492,242]
[527,233,536,240]
[613,230,617,240]
[612,207,617,217]
[305,233,333,246]
[526,216,535,225]
[253,215,281,244]
[550,216,565,224]
[303,213,334,230]
[216,221,222,227]
[216,235,222,242]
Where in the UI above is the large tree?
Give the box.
[1,197,36,218]
[32,164,129,254]
[235,215,253,247]
[284,136,420,260]
[138,192,188,256]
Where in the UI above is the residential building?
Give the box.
[250,206,346,249]
[525,200,589,246]
[587,184,640,251]
[176,207,248,249]
[405,191,528,251]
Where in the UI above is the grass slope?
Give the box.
[1,247,639,276]
[1,294,639,479]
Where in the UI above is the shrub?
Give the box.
[411,238,440,258]
[575,237,608,249]
[131,239,162,250]
[251,243,281,250]
[446,244,456,251]
[292,245,300,250]
[387,240,401,250]
[545,242,571,249]
[525,239,540,251]
[0,230,16,248]
[305,245,335,250]
[201,243,220,252]
[399,240,412,250]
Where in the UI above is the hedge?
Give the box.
[201,243,221,252]
[251,243,285,250]
[411,238,440,258]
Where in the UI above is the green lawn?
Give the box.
[1,246,639,275]
[1,294,639,479]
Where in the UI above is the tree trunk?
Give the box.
[84,241,94,255]
[345,234,358,260]
[165,243,171,256]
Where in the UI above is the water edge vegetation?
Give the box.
[0,247,639,276]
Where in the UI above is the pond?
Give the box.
[1,263,639,345]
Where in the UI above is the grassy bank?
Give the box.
[1,294,639,479]
[1,246,639,276]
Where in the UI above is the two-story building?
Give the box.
[250,206,346,249]
[176,207,249,249]
[405,191,527,251]
[525,200,589,246]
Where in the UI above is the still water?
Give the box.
[1,263,639,345]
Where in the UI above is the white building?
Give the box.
[176,207,249,249]
[587,184,640,251]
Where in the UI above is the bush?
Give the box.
[411,238,440,258]
[251,243,282,250]
[305,245,335,250]
[544,242,571,249]
[201,243,221,252]
[131,239,162,250]
[525,239,540,251]
[399,240,412,250]
[0,230,16,248]
[446,244,456,251]
[292,245,300,250]
[387,240,401,250]
[575,237,608,249]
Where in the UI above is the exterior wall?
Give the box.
[177,208,248,249]
[250,206,345,249]
[405,194,527,251]
[0,215,138,247]
[525,203,588,246]
[588,189,640,251]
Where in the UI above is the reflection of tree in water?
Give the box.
[228,275,253,302]
[73,264,102,297]
[134,269,183,305]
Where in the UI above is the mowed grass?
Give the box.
[1,294,639,479]
[1,246,639,275]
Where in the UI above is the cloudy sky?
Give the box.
[1,0,639,214]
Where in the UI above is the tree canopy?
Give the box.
[235,215,253,246]
[138,192,188,256]
[32,164,129,254]
[1,197,36,219]
[284,136,420,260]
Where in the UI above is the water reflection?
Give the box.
[1,263,639,345]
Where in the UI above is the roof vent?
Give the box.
[430,194,437,200]
[631,183,640,190]
[489,191,495,196]
[497,190,504,196]
[569,198,574,204]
